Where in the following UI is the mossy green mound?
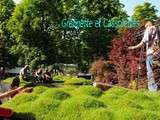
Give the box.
[2,85,160,120]
[53,75,91,85]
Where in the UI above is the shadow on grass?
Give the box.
[53,80,64,83]
[23,80,64,88]
[36,82,64,88]
[11,112,36,120]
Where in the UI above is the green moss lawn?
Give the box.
[1,76,160,120]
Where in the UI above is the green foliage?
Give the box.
[71,86,102,97]
[6,0,128,69]
[33,86,48,94]
[115,108,160,120]
[53,75,64,81]
[60,96,105,110]
[8,0,61,68]
[3,93,38,108]
[31,97,61,113]
[78,0,128,64]
[132,2,158,22]
[64,77,91,85]
[103,86,128,96]
[0,0,15,67]
[0,0,15,39]
[2,86,160,120]
[81,108,114,120]
[40,89,70,100]
[54,75,91,85]
[10,44,46,69]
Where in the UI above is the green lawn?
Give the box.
[1,76,160,120]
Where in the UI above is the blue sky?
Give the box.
[14,0,160,16]
[120,0,160,16]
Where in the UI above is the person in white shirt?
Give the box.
[19,65,31,81]
[128,21,159,91]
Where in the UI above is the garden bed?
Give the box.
[1,77,160,120]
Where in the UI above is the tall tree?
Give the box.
[0,0,15,67]
[132,2,158,22]
[0,0,15,41]
[79,0,128,67]
[8,0,64,68]
[8,0,128,70]
[59,0,128,70]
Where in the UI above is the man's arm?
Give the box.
[128,41,144,50]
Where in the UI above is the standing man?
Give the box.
[128,21,159,91]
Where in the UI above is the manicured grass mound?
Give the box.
[54,75,91,85]
[2,85,160,120]
[71,86,103,97]
[33,86,48,94]
[40,89,70,100]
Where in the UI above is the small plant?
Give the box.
[128,80,137,90]
[90,57,118,84]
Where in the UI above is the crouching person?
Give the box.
[43,69,53,83]
[19,65,34,82]
[35,69,43,83]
